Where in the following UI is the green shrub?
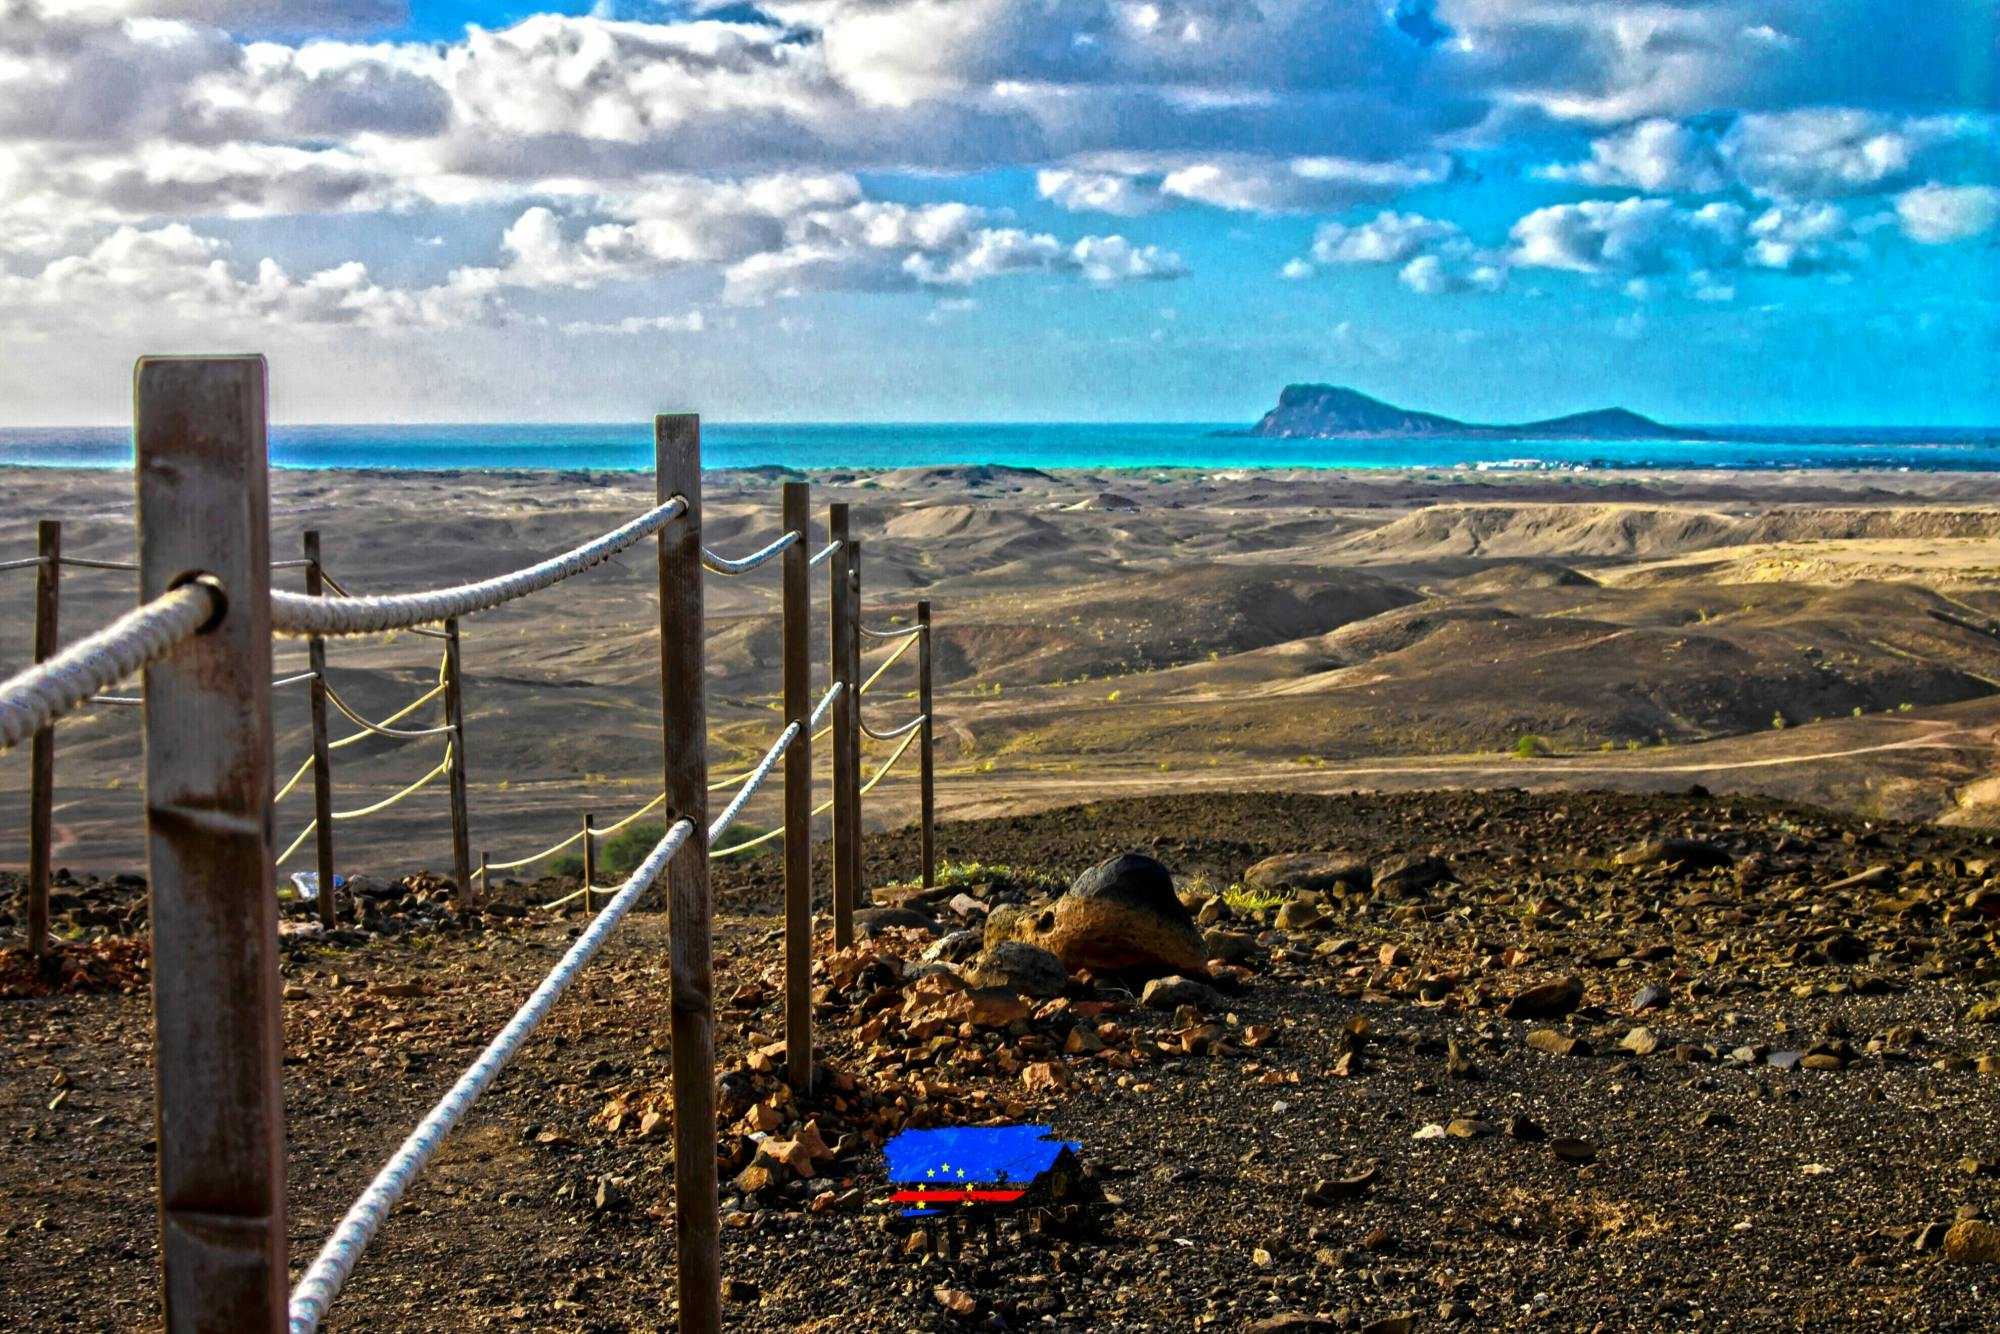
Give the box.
[544,852,584,879]
[1513,734,1552,758]
[1771,712,1787,730]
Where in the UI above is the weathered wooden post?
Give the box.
[918,599,936,889]
[27,518,58,957]
[658,412,720,1334]
[136,355,287,1331]
[304,530,337,929]
[781,480,812,1090]
[581,811,597,914]
[847,540,865,912]
[479,849,490,905]
[828,503,855,947]
[443,616,472,902]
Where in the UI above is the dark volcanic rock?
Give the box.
[1617,837,1732,870]
[1504,977,1585,1020]
[960,940,1067,998]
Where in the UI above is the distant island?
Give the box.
[1248,384,1697,440]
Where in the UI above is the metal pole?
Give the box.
[847,539,865,914]
[828,504,854,947]
[658,412,719,1334]
[27,518,58,958]
[918,599,936,890]
[136,355,286,1332]
[443,617,472,903]
[781,480,812,1091]
[581,811,596,915]
[304,531,336,930]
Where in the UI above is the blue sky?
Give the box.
[1,1,1995,426]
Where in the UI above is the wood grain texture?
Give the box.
[135,355,286,1332]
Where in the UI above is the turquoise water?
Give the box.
[4,421,1999,472]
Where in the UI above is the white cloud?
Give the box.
[1542,118,1731,193]
[559,310,706,334]
[1896,183,2000,244]
[1509,198,1749,276]
[1745,201,1862,273]
[1398,251,1504,295]
[1036,168,1159,216]
[1309,211,1462,265]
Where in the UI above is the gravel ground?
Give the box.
[3,789,1998,1332]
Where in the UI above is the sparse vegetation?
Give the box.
[1221,882,1284,914]
[1513,734,1552,758]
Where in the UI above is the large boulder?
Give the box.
[960,941,1068,998]
[1376,853,1452,897]
[986,853,1208,978]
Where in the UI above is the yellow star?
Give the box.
[956,1168,966,1178]
[925,1169,935,1178]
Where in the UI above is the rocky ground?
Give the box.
[4,789,2000,1332]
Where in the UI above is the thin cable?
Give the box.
[861,712,926,742]
[808,540,840,568]
[56,556,138,571]
[286,818,696,1334]
[0,555,49,573]
[269,496,686,637]
[859,623,925,641]
[324,683,458,739]
[701,529,798,574]
[272,671,319,689]
[0,581,219,752]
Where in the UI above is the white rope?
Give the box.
[287,816,696,1334]
[861,712,926,742]
[57,556,138,572]
[269,497,686,637]
[858,623,924,641]
[709,720,799,842]
[811,678,844,730]
[808,540,840,568]
[0,555,49,573]
[0,581,218,751]
[89,695,143,706]
[701,529,798,574]
[272,671,319,689]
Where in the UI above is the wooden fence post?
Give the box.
[479,849,490,904]
[136,355,286,1332]
[27,518,58,958]
[581,812,596,914]
[918,599,936,890]
[443,617,471,902]
[847,540,865,913]
[304,530,337,929]
[781,480,812,1091]
[828,503,855,947]
[657,413,720,1334]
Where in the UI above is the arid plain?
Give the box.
[5,462,1998,876]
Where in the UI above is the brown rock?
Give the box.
[1504,976,1584,1020]
[1243,853,1372,894]
[1944,1220,2000,1264]
[1376,854,1451,897]
[1527,1029,1591,1058]
[960,940,1067,998]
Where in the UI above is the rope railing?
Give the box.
[286,816,697,1334]
[323,682,458,740]
[0,555,49,573]
[3,373,948,1334]
[701,529,799,574]
[268,496,687,638]
[480,681,846,891]
[862,712,927,742]
[859,622,925,640]
[0,580,220,752]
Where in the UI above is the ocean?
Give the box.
[4,422,2000,473]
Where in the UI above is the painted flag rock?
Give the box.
[883,1125,1097,1220]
